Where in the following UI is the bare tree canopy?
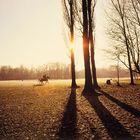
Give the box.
[106,0,140,84]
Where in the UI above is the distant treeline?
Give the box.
[0,63,130,80]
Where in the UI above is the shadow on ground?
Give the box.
[101,90,140,117]
[33,84,44,87]
[58,88,77,139]
[84,91,135,140]
[57,88,137,139]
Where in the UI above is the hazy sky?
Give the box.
[0,0,109,69]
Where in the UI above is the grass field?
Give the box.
[0,79,140,139]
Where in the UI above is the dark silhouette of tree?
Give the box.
[113,0,134,85]
[62,0,78,88]
[82,0,93,94]
[87,0,100,89]
[74,0,99,91]
[116,56,120,86]
[127,0,140,74]
[106,0,140,85]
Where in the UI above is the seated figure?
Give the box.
[39,74,50,84]
[106,79,111,85]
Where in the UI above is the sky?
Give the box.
[0,0,110,69]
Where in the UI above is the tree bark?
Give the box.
[126,44,134,85]
[82,0,93,94]
[90,37,100,88]
[87,0,100,89]
[121,14,134,85]
[70,46,77,88]
[117,57,120,86]
[116,0,134,85]
[70,0,78,88]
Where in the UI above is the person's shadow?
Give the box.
[58,88,77,139]
[84,92,135,140]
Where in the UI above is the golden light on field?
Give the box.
[0,0,109,69]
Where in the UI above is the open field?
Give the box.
[0,79,140,139]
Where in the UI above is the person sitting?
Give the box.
[106,79,111,85]
[39,74,50,84]
[43,74,46,78]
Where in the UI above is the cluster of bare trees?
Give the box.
[62,0,99,94]
[0,64,130,80]
[0,64,71,80]
[0,65,32,80]
[106,0,140,85]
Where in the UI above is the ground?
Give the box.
[0,79,140,140]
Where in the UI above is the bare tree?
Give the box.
[82,0,93,94]
[62,0,78,88]
[106,0,140,84]
[74,0,99,90]
[87,0,100,89]
[111,0,140,75]
[127,0,140,74]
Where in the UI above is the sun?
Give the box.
[70,41,74,51]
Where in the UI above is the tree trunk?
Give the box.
[90,37,100,88]
[117,0,135,85]
[117,58,120,86]
[87,0,99,89]
[70,0,78,88]
[126,45,134,85]
[82,0,93,94]
[70,45,77,88]
[122,19,134,84]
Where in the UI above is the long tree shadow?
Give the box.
[84,93,134,140]
[101,90,140,117]
[58,88,77,139]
